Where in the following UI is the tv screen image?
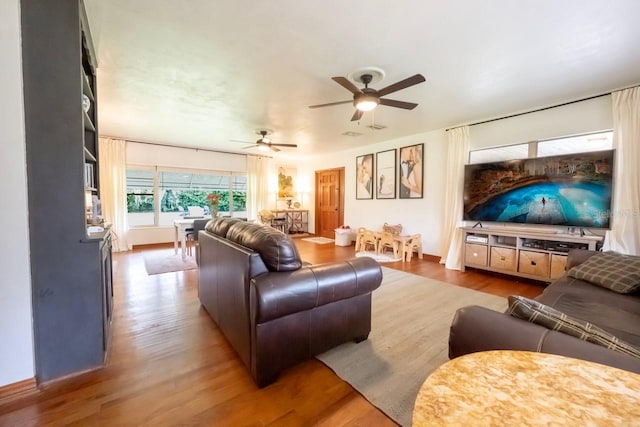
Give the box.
[463,150,614,229]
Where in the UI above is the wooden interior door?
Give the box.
[315,168,344,238]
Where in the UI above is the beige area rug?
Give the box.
[355,250,401,263]
[144,253,197,275]
[316,267,507,426]
[301,237,335,244]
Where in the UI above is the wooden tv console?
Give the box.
[461,227,602,283]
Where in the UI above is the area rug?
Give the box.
[144,253,197,275]
[301,237,335,244]
[355,250,401,263]
[316,267,507,426]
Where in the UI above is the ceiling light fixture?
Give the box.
[354,94,379,111]
[258,145,269,152]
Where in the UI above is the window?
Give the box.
[126,168,155,226]
[231,174,247,218]
[537,131,613,157]
[469,131,613,164]
[469,143,530,164]
[158,171,232,226]
[126,167,247,227]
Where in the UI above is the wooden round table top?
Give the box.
[413,350,640,426]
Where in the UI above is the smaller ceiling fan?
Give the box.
[231,130,297,152]
[309,73,426,121]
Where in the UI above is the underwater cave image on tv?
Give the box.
[463,150,614,229]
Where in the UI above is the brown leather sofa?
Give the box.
[198,218,383,387]
[449,249,640,373]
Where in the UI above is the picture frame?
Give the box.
[277,166,296,199]
[375,149,396,199]
[398,143,424,199]
[355,153,374,200]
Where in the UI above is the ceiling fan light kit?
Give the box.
[309,69,426,121]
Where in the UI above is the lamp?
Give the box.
[354,93,379,111]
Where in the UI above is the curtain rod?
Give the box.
[100,135,273,159]
[445,82,640,132]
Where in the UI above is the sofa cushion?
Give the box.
[205,217,242,237]
[226,221,302,272]
[506,295,640,359]
[567,252,640,294]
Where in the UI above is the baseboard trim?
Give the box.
[0,378,38,404]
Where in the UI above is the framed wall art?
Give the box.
[398,143,423,199]
[355,153,374,200]
[375,149,396,199]
[277,166,296,199]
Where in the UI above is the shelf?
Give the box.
[83,109,95,132]
[462,226,602,283]
[84,146,96,162]
[82,71,95,102]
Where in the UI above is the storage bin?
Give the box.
[465,243,488,267]
[490,247,517,271]
[335,229,352,246]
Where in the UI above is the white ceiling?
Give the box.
[84,0,640,156]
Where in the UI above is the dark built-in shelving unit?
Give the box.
[21,0,113,383]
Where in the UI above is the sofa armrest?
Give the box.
[250,257,382,324]
[449,305,640,374]
[449,305,552,358]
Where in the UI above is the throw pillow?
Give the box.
[567,251,640,294]
[506,295,640,359]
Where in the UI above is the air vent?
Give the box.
[341,131,363,137]
[367,124,387,130]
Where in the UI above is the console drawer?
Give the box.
[490,247,517,271]
[465,243,488,267]
[518,250,550,278]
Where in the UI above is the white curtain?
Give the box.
[246,155,271,221]
[98,137,131,252]
[603,87,640,255]
[439,126,470,270]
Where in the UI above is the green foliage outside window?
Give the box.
[126,193,154,212]
[159,190,247,212]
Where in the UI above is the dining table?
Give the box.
[173,217,209,260]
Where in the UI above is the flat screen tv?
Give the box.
[463,149,614,229]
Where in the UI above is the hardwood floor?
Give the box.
[0,240,545,426]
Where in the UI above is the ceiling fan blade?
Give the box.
[379,98,419,110]
[270,143,298,148]
[377,74,426,97]
[351,109,364,122]
[230,139,253,144]
[308,100,352,109]
[269,146,281,152]
[332,77,362,95]
[241,145,259,149]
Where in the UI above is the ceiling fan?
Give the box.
[309,73,426,121]
[231,130,297,152]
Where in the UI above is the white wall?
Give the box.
[0,0,35,387]
[126,142,247,246]
[301,129,448,256]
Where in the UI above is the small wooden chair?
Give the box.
[377,231,397,257]
[404,234,423,262]
[359,229,379,253]
[354,227,367,251]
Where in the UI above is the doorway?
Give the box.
[315,168,345,238]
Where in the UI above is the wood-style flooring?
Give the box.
[0,240,545,426]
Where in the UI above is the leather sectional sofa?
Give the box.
[197,218,383,387]
[449,249,640,373]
